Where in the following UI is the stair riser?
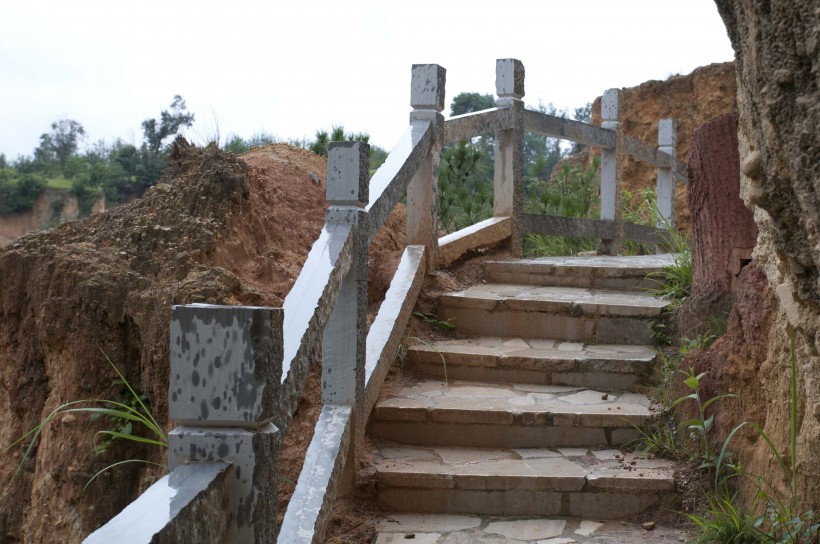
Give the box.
[484,268,661,291]
[438,306,656,344]
[369,421,640,448]
[377,488,674,518]
[404,361,642,390]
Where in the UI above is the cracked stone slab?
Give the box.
[373,443,675,496]
[376,514,690,543]
[372,380,654,430]
[406,337,658,391]
[485,519,566,540]
[484,254,676,290]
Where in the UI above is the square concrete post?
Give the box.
[494,58,525,257]
[600,88,623,255]
[323,141,369,490]
[408,63,445,271]
[656,119,677,234]
[168,303,283,543]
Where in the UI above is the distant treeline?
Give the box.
[0,93,591,231]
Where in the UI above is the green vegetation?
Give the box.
[637,253,816,543]
[438,92,591,238]
[685,333,818,543]
[413,311,456,331]
[0,96,195,216]
[4,349,166,489]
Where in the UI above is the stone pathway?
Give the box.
[370,255,683,541]
[375,514,688,543]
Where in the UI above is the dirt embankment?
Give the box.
[590,61,737,231]
[0,141,403,543]
[0,189,105,248]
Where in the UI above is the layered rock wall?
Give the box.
[713,0,820,511]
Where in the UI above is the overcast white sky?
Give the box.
[0,0,734,159]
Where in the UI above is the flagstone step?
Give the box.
[370,380,652,448]
[484,254,675,291]
[373,444,676,518]
[375,513,689,543]
[406,337,656,391]
[438,284,667,344]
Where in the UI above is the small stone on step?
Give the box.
[642,522,656,531]
[601,393,609,400]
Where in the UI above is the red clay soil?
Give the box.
[0,140,404,543]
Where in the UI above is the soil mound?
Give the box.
[0,140,403,542]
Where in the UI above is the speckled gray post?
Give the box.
[169,304,283,426]
[408,64,445,271]
[168,303,283,543]
[494,59,525,258]
[656,119,677,232]
[323,142,369,472]
[323,142,368,409]
[168,425,278,543]
[600,89,622,255]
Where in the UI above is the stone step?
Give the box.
[406,337,656,391]
[438,284,667,344]
[376,513,688,543]
[373,444,676,518]
[484,254,675,291]
[370,380,652,448]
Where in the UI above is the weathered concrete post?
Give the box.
[167,304,283,543]
[656,119,677,232]
[494,58,525,257]
[600,88,623,255]
[407,63,445,271]
[323,140,369,484]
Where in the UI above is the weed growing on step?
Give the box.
[647,201,692,307]
[407,336,448,385]
[413,312,456,331]
[4,348,167,489]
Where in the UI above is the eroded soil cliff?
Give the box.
[0,141,403,543]
[591,61,737,231]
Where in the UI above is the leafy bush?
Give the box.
[0,170,46,214]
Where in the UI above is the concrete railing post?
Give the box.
[494,58,525,257]
[657,119,677,234]
[600,88,623,255]
[323,141,369,483]
[167,304,283,543]
[408,63,445,271]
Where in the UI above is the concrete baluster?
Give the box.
[167,304,283,543]
[494,58,525,257]
[322,140,369,482]
[408,63,445,270]
[656,119,677,237]
[600,88,623,255]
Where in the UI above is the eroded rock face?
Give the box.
[678,113,757,338]
[714,0,820,510]
[0,141,405,543]
[591,62,738,231]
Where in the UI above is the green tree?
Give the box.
[450,92,496,116]
[34,119,86,175]
[0,171,46,214]
[136,95,195,192]
[308,125,370,158]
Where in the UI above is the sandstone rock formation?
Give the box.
[591,61,737,231]
[678,113,758,338]
[713,0,820,511]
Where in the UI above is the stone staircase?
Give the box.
[368,255,680,541]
